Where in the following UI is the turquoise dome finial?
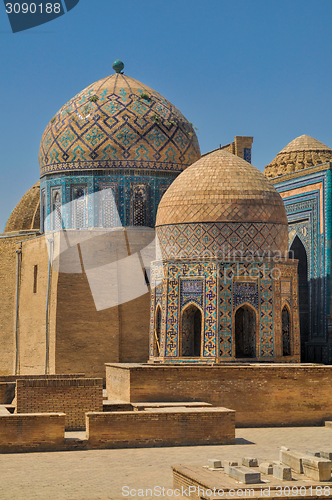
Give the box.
[112,59,124,73]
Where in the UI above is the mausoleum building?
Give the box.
[265,135,332,363]
[149,149,300,363]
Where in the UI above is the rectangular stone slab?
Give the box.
[273,465,292,480]
[320,450,332,461]
[259,463,273,475]
[228,466,261,484]
[223,460,238,475]
[208,459,222,469]
[279,449,306,473]
[242,457,258,467]
[306,450,321,457]
[302,457,331,481]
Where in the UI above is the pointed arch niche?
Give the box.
[181,303,202,357]
[153,305,162,357]
[282,304,291,356]
[234,304,257,358]
[289,235,309,358]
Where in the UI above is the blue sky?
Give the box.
[1,0,332,230]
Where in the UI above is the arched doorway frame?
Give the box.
[232,302,259,359]
[289,232,310,279]
[281,302,292,357]
[179,302,204,358]
[153,304,162,357]
[289,233,310,361]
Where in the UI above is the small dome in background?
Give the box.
[156,149,287,227]
[5,182,40,233]
[264,134,332,179]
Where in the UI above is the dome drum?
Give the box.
[155,149,289,258]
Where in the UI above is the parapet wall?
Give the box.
[16,378,103,430]
[0,413,65,452]
[0,374,85,404]
[0,374,85,383]
[86,407,235,448]
[106,363,332,427]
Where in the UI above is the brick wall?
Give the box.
[54,230,150,378]
[106,363,332,427]
[0,374,85,382]
[17,235,58,375]
[0,235,32,376]
[86,407,235,448]
[0,413,65,452]
[0,375,85,404]
[16,378,103,430]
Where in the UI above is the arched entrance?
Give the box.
[153,306,161,357]
[289,236,308,360]
[282,305,291,356]
[235,305,256,358]
[181,304,202,357]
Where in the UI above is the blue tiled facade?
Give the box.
[273,164,332,363]
[40,169,176,231]
[149,258,300,363]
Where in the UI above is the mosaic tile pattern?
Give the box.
[260,271,274,357]
[150,259,300,362]
[156,222,289,258]
[219,268,233,357]
[233,281,258,310]
[273,168,330,362]
[153,261,218,358]
[156,149,288,226]
[180,279,204,308]
[39,74,200,176]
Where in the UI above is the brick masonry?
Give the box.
[0,375,85,404]
[106,363,332,427]
[15,378,103,430]
[2,232,150,380]
[0,413,65,453]
[86,407,235,448]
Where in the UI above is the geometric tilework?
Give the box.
[151,261,218,359]
[273,166,331,362]
[150,257,300,363]
[219,268,232,358]
[39,73,200,177]
[180,279,204,309]
[156,222,289,259]
[260,273,274,357]
[233,281,258,310]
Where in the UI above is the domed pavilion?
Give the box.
[150,149,300,363]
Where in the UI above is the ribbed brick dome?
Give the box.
[5,182,40,233]
[264,135,332,179]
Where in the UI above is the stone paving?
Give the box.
[0,427,331,500]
